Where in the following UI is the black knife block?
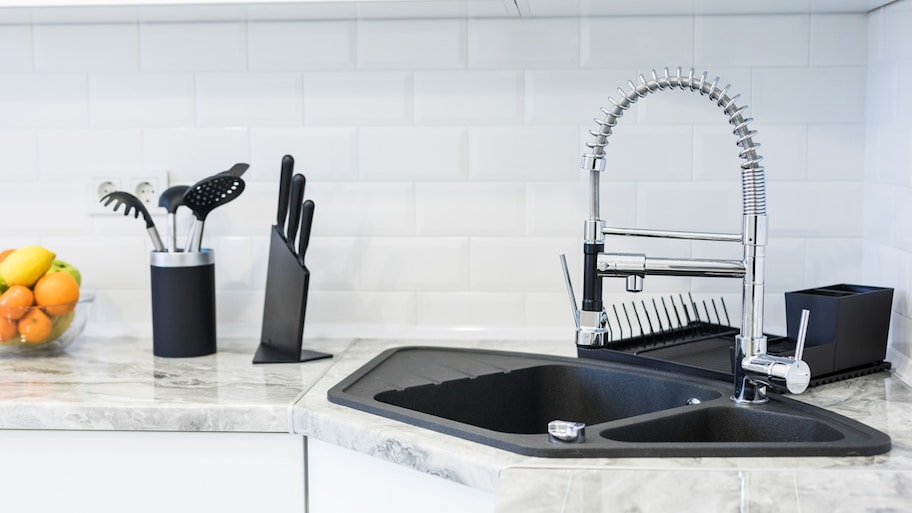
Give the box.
[254,226,331,364]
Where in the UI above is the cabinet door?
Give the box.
[0,430,305,513]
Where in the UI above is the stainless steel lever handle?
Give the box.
[795,308,810,361]
[560,254,580,329]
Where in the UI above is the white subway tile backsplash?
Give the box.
[598,125,693,181]
[89,73,195,127]
[415,182,524,236]
[304,237,361,291]
[34,24,138,72]
[302,71,412,126]
[810,14,867,66]
[695,15,809,67]
[0,129,38,178]
[883,1,912,61]
[763,238,807,292]
[582,17,693,69]
[468,17,579,69]
[807,124,865,181]
[468,126,580,181]
[0,13,898,338]
[0,25,32,71]
[250,127,358,181]
[637,182,742,233]
[248,20,355,71]
[306,291,415,324]
[693,125,743,181]
[360,237,468,291]
[357,19,466,70]
[525,181,589,237]
[753,124,808,181]
[358,127,466,181]
[805,238,864,287]
[469,237,578,293]
[416,292,524,325]
[768,181,863,237]
[142,127,250,184]
[0,183,88,237]
[525,68,638,125]
[414,70,523,125]
[0,74,87,128]
[196,73,303,127]
[38,128,142,179]
[306,182,414,236]
[140,22,246,72]
[752,67,866,124]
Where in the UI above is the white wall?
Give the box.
[866,0,912,379]
[0,12,877,346]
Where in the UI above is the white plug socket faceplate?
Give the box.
[91,172,169,216]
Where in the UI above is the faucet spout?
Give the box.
[575,67,808,404]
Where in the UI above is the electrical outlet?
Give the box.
[130,173,169,209]
[91,177,124,215]
[90,172,169,216]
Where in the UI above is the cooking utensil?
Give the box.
[158,184,190,252]
[286,174,305,250]
[297,199,314,267]
[218,162,250,178]
[182,175,246,252]
[276,155,294,239]
[101,191,166,252]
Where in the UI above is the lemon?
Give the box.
[0,246,56,288]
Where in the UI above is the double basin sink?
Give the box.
[328,347,891,458]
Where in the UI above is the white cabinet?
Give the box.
[307,438,496,513]
[0,430,306,513]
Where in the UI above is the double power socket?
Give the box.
[91,173,170,216]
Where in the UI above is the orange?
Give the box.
[0,317,17,342]
[33,272,79,316]
[0,285,35,321]
[18,308,52,343]
[0,248,14,263]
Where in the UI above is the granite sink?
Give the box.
[327,346,891,458]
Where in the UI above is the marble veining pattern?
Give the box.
[292,338,912,508]
[0,336,348,432]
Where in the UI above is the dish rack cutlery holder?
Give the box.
[577,293,891,388]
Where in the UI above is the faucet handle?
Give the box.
[559,254,580,329]
[794,308,810,361]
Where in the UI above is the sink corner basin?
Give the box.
[328,346,892,458]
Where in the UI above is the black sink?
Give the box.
[328,347,891,458]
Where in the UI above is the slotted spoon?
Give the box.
[182,175,246,252]
[100,191,166,252]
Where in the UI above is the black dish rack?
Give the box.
[577,294,891,388]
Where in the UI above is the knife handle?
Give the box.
[286,174,305,247]
[298,200,315,264]
[276,155,294,230]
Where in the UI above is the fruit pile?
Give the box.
[0,246,82,345]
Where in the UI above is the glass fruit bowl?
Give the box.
[0,293,94,355]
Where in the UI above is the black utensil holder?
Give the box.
[254,227,331,364]
[150,250,217,358]
[785,284,893,375]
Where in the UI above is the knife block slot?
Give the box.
[254,227,331,364]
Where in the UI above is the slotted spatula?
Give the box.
[101,191,166,252]
[182,175,246,252]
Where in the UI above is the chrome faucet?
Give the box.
[570,68,810,404]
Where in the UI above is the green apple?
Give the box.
[45,259,82,287]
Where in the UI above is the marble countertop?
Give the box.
[0,335,348,432]
[292,338,912,512]
[3,334,910,511]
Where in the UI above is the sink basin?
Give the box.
[328,347,891,458]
